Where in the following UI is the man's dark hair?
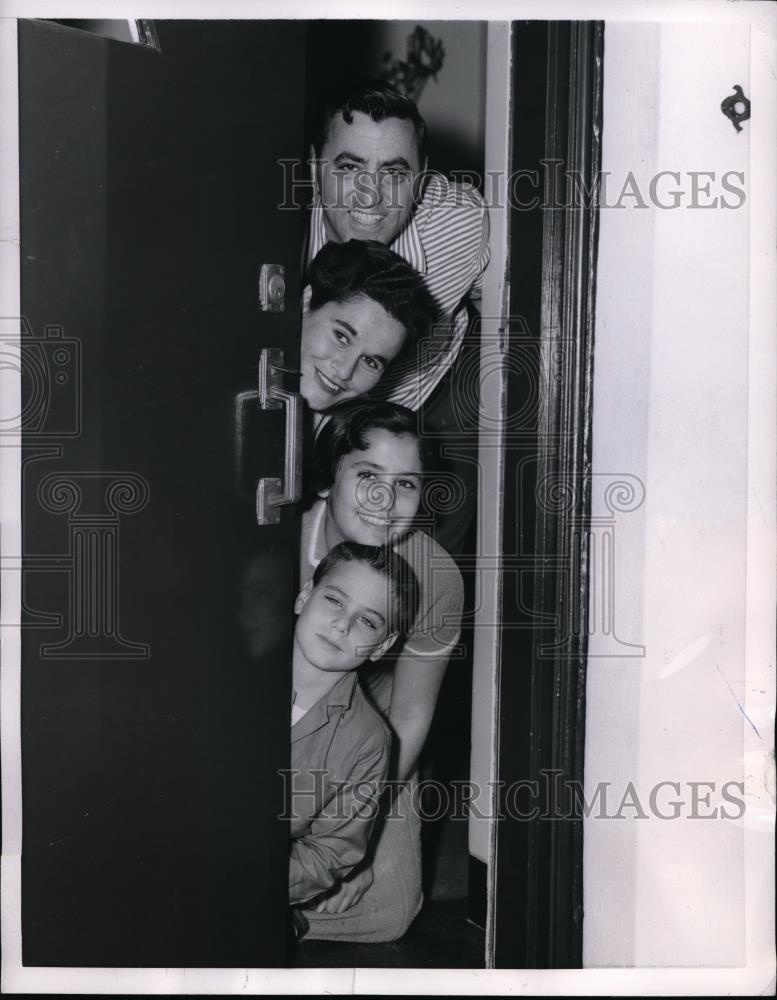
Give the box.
[308,239,438,358]
[312,540,420,641]
[310,399,431,498]
[313,80,428,166]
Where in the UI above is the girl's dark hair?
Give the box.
[310,400,431,497]
[313,540,420,640]
[313,80,428,165]
[308,240,438,359]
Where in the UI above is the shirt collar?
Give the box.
[307,195,427,275]
[290,670,358,739]
[324,670,358,709]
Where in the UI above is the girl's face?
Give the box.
[300,294,407,412]
[324,428,423,547]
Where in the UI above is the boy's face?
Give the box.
[294,560,398,673]
[325,428,423,547]
[316,111,423,247]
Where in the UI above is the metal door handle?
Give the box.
[255,384,302,525]
[234,348,303,525]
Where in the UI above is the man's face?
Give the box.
[294,560,397,672]
[317,110,423,246]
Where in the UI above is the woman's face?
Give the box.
[300,294,407,411]
[324,428,423,547]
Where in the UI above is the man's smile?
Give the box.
[349,209,384,228]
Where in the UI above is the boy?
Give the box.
[298,401,462,941]
[289,540,419,909]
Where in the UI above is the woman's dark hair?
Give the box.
[308,240,438,358]
[310,400,431,497]
[313,540,420,641]
[312,80,428,166]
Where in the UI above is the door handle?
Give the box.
[234,348,303,525]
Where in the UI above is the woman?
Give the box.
[297,400,463,942]
[299,239,437,412]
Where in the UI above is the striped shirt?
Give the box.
[306,172,490,411]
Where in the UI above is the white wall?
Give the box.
[585,19,774,969]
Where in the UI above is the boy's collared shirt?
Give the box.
[305,171,490,411]
[289,670,391,906]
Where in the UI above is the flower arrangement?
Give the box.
[380,26,445,102]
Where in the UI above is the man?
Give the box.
[305,82,490,554]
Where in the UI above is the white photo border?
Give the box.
[1,1,775,995]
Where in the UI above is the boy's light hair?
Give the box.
[313,541,419,641]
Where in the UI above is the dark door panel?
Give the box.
[19,19,306,967]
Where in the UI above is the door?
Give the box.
[18,19,306,967]
[489,21,602,968]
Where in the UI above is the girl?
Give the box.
[299,239,437,412]
[298,400,463,942]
